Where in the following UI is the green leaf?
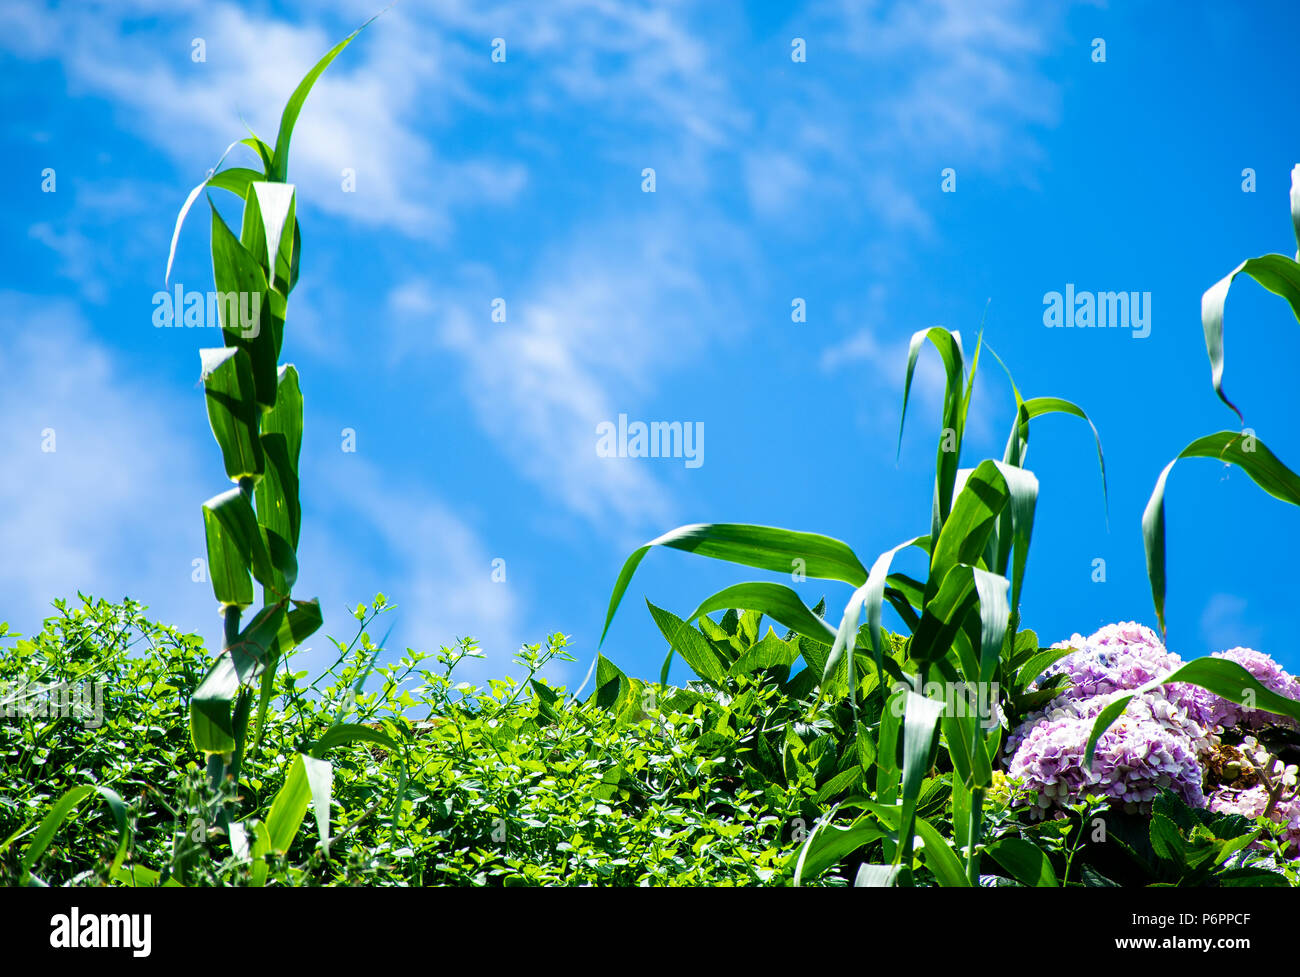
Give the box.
[792,814,884,885]
[1149,814,1186,869]
[263,364,304,473]
[985,837,1059,887]
[1218,867,1290,887]
[825,537,924,700]
[898,327,965,535]
[854,863,901,887]
[1143,430,1300,633]
[164,140,255,286]
[202,488,277,595]
[601,523,867,644]
[209,201,276,405]
[646,600,728,687]
[928,459,1010,592]
[200,346,264,483]
[251,182,297,290]
[731,630,801,676]
[191,601,287,753]
[269,14,381,183]
[913,816,970,887]
[1084,656,1300,767]
[265,753,330,854]
[683,582,835,645]
[896,691,945,878]
[255,433,301,549]
[1201,252,1300,422]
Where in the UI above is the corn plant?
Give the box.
[152,14,408,880]
[602,324,1109,885]
[1083,166,1300,764]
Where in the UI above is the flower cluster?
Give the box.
[1007,703,1205,814]
[1207,786,1300,857]
[1006,623,1299,834]
[1209,647,1300,730]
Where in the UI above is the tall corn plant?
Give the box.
[161,15,406,875]
[1084,166,1300,763]
[601,325,1107,886]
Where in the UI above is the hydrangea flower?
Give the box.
[1206,785,1300,857]
[1006,687,1216,760]
[1208,647,1300,730]
[1007,702,1205,815]
[1035,622,1221,732]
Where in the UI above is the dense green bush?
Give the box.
[0,595,855,886]
[4,593,1296,887]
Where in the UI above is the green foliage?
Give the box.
[603,324,1109,885]
[0,596,847,886]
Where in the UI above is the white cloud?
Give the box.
[0,1,527,240]
[295,451,527,679]
[389,216,741,534]
[0,292,212,635]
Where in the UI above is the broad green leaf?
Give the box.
[928,459,1010,594]
[1084,656,1300,767]
[255,433,301,549]
[252,182,297,289]
[302,754,333,855]
[202,503,253,609]
[1201,252,1300,422]
[913,815,970,887]
[1143,430,1300,633]
[210,201,276,405]
[646,600,728,687]
[730,629,801,676]
[825,538,924,701]
[985,837,1059,887]
[252,598,323,750]
[1149,814,1186,869]
[266,754,315,854]
[601,523,867,644]
[896,691,945,879]
[200,346,264,482]
[684,582,835,645]
[792,813,884,885]
[854,863,901,887]
[202,488,276,593]
[263,364,304,472]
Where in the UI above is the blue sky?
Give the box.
[3,0,1299,689]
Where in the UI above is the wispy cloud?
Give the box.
[0,291,211,632]
[297,450,527,678]
[388,212,751,533]
[0,0,527,239]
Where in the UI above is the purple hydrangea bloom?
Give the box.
[1007,699,1206,815]
[1018,623,1220,748]
[1207,785,1300,857]
[1208,647,1300,730]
